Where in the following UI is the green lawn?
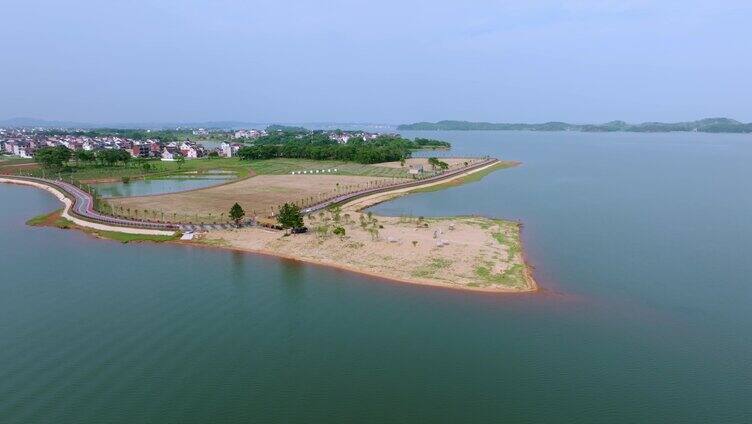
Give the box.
[0,157,36,166]
[248,158,411,178]
[15,157,412,182]
[406,161,517,194]
[17,158,252,181]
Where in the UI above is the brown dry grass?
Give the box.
[375,157,476,169]
[108,174,405,222]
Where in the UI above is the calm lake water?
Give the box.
[1,131,751,423]
[93,174,236,198]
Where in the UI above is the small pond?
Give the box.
[93,171,237,198]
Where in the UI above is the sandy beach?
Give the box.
[196,161,538,293]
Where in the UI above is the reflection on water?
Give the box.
[1,131,752,423]
[93,173,235,197]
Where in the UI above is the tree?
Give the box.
[75,150,95,165]
[427,157,448,170]
[277,202,303,229]
[229,203,245,227]
[176,155,185,169]
[97,149,130,166]
[35,146,72,169]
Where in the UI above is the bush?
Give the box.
[332,226,346,236]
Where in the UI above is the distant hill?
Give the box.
[0,117,390,131]
[398,118,752,133]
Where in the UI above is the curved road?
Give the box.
[303,157,498,214]
[3,158,497,232]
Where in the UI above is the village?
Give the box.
[0,127,399,161]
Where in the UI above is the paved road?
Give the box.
[3,176,187,231]
[302,158,498,214]
[5,159,496,232]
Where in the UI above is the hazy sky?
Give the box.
[2,1,751,124]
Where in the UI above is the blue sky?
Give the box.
[2,1,751,124]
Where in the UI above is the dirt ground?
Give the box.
[108,174,406,222]
[199,214,535,292]
[375,157,478,169]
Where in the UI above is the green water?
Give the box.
[93,173,236,198]
[1,131,751,423]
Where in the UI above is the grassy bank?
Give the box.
[91,230,179,243]
[26,209,179,243]
[26,209,72,228]
[406,161,518,194]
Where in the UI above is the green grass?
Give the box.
[92,230,179,243]
[407,161,517,194]
[474,263,526,288]
[25,210,59,226]
[26,210,178,242]
[412,257,453,278]
[19,157,414,183]
[248,158,411,178]
[25,210,74,229]
[19,158,252,181]
[0,157,35,166]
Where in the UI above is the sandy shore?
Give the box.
[5,160,539,293]
[196,161,538,293]
[198,215,537,293]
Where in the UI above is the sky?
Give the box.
[1,0,751,124]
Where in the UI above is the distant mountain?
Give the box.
[0,117,97,128]
[397,118,752,133]
[0,117,393,132]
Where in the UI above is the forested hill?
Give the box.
[398,118,752,133]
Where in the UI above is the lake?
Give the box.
[1,131,751,423]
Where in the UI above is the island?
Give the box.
[1,127,536,293]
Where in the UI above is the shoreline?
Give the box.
[3,160,539,294]
[180,235,536,293]
[0,177,175,236]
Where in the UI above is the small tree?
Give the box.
[229,203,245,227]
[277,202,303,229]
[176,155,185,169]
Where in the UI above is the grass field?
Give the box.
[65,158,253,181]
[91,230,179,243]
[14,157,416,182]
[248,158,411,178]
[0,157,35,165]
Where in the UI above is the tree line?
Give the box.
[236,132,450,164]
[34,146,135,168]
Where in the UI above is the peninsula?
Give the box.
[1,126,536,293]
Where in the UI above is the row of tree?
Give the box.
[34,146,134,168]
[236,133,450,164]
